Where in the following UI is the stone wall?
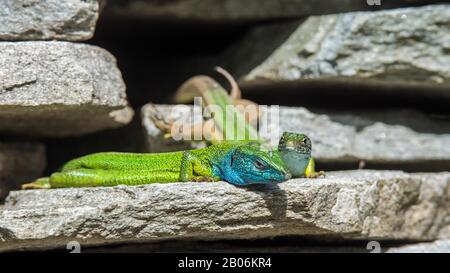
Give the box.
[0,1,449,253]
[0,0,133,198]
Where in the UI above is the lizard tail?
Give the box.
[214,66,241,100]
[21,177,51,189]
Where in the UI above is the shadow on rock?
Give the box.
[244,183,288,220]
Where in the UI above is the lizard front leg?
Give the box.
[304,157,326,178]
[179,151,219,182]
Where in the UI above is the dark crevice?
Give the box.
[24,236,431,253]
[2,79,37,93]
[240,80,450,114]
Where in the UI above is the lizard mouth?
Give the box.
[268,172,290,183]
[279,146,310,154]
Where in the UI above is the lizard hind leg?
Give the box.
[21,177,51,189]
[146,103,177,137]
[147,102,206,141]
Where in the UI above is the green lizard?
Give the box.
[22,141,290,189]
[22,69,319,190]
[278,132,317,178]
[150,67,323,178]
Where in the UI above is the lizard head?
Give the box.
[278,132,312,155]
[226,142,291,185]
[278,132,312,177]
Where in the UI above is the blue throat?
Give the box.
[281,150,311,177]
[214,151,246,185]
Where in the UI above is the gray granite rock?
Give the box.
[316,109,450,135]
[0,142,45,201]
[0,170,448,252]
[102,0,443,23]
[141,104,450,164]
[240,4,450,96]
[0,41,133,137]
[387,240,450,253]
[0,0,100,41]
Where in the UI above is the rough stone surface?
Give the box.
[241,4,450,96]
[0,0,100,41]
[103,0,445,23]
[317,108,450,135]
[0,142,45,201]
[0,170,449,252]
[141,104,450,164]
[387,240,450,253]
[0,41,133,137]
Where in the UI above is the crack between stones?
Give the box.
[1,79,37,94]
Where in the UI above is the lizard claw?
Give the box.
[193,176,217,182]
[306,171,326,179]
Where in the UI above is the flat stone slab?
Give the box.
[103,0,442,23]
[240,4,450,97]
[0,142,45,200]
[0,170,449,252]
[0,41,133,137]
[141,104,450,165]
[0,0,100,41]
[387,240,450,253]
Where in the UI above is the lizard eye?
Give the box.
[302,138,310,145]
[254,160,268,170]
